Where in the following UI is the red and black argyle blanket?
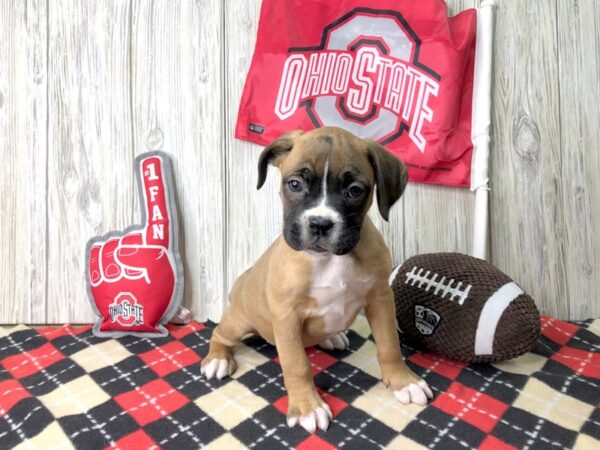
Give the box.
[1,316,598,449]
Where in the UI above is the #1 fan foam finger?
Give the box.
[84,151,184,338]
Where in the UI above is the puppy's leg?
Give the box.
[201,307,251,380]
[273,316,332,433]
[365,285,434,405]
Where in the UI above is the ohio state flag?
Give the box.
[236,0,488,188]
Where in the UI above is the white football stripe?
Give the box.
[388,265,401,285]
[474,282,524,355]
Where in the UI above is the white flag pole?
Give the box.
[470,0,496,260]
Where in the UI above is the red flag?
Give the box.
[235,0,478,187]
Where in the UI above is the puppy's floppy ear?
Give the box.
[257,130,304,189]
[366,140,409,221]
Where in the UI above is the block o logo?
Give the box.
[275,8,441,152]
[108,292,144,327]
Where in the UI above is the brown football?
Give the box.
[390,253,540,363]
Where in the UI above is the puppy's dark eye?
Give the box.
[348,185,364,198]
[288,179,303,192]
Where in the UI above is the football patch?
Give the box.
[414,305,441,336]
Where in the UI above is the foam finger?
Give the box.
[116,246,166,270]
[100,238,121,281]
[117,234,143,269]
[124,267,145,278]
[120,232,143,248]
[88,244,102,286]
[138,155,172,248]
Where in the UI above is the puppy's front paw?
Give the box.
[318,332,350,351]
[394,380,433,406]
[201,354,236,380]
[382,364,434,406]
[286,390,332,433]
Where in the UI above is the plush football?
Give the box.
[390,253,540,363]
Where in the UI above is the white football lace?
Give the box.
[404,266,472,305]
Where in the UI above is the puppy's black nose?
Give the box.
[308,216,334,236]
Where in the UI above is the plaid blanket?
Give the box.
[0,316,598,449]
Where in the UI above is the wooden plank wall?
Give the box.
[0,0,598,323]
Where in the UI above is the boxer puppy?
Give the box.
[201,127,433,433]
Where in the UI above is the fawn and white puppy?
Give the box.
[201,127,432,432]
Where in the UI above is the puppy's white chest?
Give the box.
[309,254,373,334]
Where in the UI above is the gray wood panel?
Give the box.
[489,0,570,319]
[0,0,598,323]
[130,0,225,321]
[556,0,600,319]
[46,0,134,323]
[224,0,283,294]
[0,0,48,323]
